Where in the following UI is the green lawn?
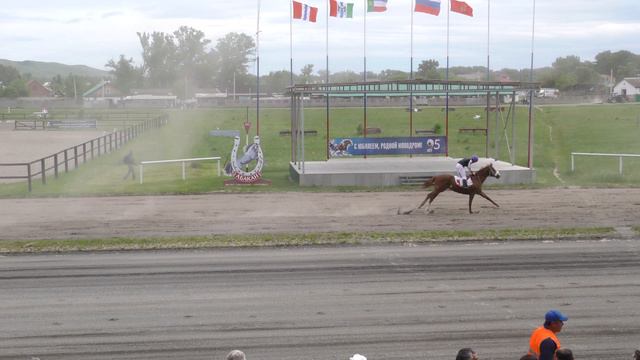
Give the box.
[1,103,640,197]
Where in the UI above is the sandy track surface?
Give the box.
[2,241,640,359]
[0,124,103,181]
[1,188,639,240]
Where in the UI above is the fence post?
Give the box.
[27,164,32,192]
[41,158,46,184]
[54,154,59,179]
[571,153,575,172]
[91,140,95,159]
[97,138,101,156]
[75,146,79,168]
[64,149,69,173]
[619,156,623,175]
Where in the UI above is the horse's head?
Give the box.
[489,163,501,179]
[478,162,500,179]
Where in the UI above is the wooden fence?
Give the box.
[4,111,159,130]
[0,113,169,192]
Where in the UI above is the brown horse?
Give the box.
[400,163,501,214]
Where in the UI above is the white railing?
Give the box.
[571,152,640,175]
[139,156,221,184]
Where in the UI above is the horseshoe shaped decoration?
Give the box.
[229,135,264,184]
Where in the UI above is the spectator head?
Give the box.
[519,354,537,360]
[456,348,479,360]
[226,350,246,360]
[554,348,574,360]
[544,309,568,333]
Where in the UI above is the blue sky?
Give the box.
[1,0,639,75]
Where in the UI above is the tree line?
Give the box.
[2,26,640,98]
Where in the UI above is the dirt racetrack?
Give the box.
[1,188,639,240]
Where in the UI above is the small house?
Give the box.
[613,77,640,97]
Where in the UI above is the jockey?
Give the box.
[456,155,479,188]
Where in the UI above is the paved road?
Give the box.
[1,239,640,360]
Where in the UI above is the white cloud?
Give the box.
[0,0,639,74]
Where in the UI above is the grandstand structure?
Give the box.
[287,79,539,186]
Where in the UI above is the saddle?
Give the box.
[454,176,473,188]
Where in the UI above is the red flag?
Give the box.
[450,0,473,17]
[293,1,318,22]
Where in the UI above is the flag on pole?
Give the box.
[415,0,440,15]
[451,0,473,16]
[293,0,319,22]
[367,0,388,12]
[330,0,354,18]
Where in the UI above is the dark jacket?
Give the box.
[458,158,474,167]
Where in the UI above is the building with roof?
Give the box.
[82,80,122,99]
[613,77,640,98]
[26,80,53,97]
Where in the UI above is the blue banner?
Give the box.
[329,136,447,157]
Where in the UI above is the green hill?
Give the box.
[0,59,109,80]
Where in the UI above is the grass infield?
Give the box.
[2,103,640,197]
[0,227,615,254]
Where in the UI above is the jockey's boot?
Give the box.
[462,179,468,188]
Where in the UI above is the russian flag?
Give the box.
[415,0,441,16]
[293,1,319,22]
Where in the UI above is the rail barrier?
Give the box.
[139,157,221,184]
[571,152,640,175]
[0,114,169,192]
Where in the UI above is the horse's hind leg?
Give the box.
[401,193,429,214]
[423,190,442,213]
[404,190,438,214]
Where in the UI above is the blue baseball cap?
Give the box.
[545,310,568,322]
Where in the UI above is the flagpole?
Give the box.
[486,0,490,81]
[410,0,414,81]
[409,0,414,141]
[256,0,261,136]
[363,0,368,142]
[485,0,490,158]
[326,0,330,160]
[527,0,536,168]
[445,0,450,157]
[290,0,295,163]
[290,0,294,86]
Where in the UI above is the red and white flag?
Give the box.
[450,0,473,17]
[293,1,319,22]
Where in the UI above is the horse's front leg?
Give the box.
[468,193,475,214]
[478,191,500,208]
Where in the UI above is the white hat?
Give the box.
[350,354,367,360]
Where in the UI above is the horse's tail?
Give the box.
[422,177,435,188]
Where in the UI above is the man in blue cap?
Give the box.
[528,310,568,360]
